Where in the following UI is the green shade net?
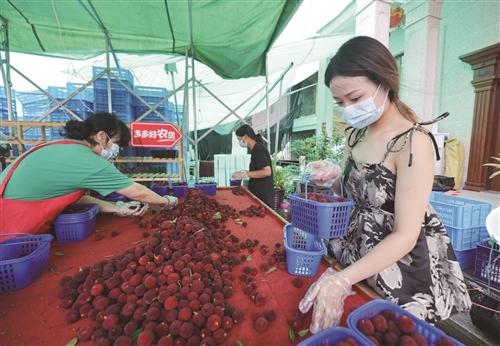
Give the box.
[2,0,300,79]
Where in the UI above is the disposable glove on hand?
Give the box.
[307,160,341,188]
[298,268,352,334]
[163,195,178,206]
[114,201,149,217]
[231,170,248,180]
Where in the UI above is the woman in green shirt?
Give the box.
[0,113,177,234]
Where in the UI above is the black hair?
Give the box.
[324,36,417,123]
[63,112,131,147]
[235,124,263,143]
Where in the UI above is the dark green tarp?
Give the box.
[1,0,300,79]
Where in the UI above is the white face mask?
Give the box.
[339,84,388,129]
[100,134,120,160]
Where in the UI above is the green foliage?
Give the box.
[273,160,299,195]
[484,155,500,179]
[291,123,345,164]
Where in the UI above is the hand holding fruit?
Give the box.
[231,170,248,180]
[114,201,149,217]
[307,160,341,188]
[163,195,178,206]
[298,267,352,333]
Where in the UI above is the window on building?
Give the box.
[395,53,404,75]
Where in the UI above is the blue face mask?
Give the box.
[100,134,120,160]
[339,84,388,129]
[239,140,247,148]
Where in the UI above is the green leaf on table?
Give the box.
[212,212,221,220]
[64,337,78,346]
[131,328,143,341]
[236,341,244,346]
[55,251,64,257]
[289,327,296,343]
[246,255,252,262]
[298,329,309,337]
[266,266,277,274]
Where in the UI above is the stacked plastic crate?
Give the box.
[430,192,492,270]
[16,91,51,144]
[132,86,169,123]
[92,67,134,124]
[0,86,17,136]
[48,84,94,139]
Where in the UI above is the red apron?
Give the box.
[0,140,87,234]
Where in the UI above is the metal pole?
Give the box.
[240,63,293,130]
[265,70,270,152]
[275,78,284,155]
[170,71,180,127]
[183,49,190,181]
[196,81,266,142]
[105,36,112,114]
[0,18,15,126]
[188,0,199,182]
[10,65,83,122]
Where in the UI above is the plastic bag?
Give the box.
[305,160,341,188]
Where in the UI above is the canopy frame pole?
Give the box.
[9,65,83,122]
[183,49,191,180]
[239,62,293,135]
[133,77,192,122]
[265,58,271,152]
[188,0,199,182]
[275,77,284,155]
[170,71,180,127]
[105,36,112,114]
[195,80,266,143]
[0,16,16,141]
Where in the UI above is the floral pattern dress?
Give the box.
[330,123,471,323]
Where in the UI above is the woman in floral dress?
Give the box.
[299,36,471,334]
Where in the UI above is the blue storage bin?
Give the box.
[288,193,354,239]
[348,300,463,346]
[446,225,489,251]
[430,192,491,229]
[53,204,99,243]
[0,233,53,292]
[284,224,325,276]
[195,182,217,196]
[297,327,366,346]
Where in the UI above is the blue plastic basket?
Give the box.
[195,182,217,196]
[446,225,489,251]
[284,224,325,276]
[97,192,129,202]
[297,327,366,346]
[430,192,492,229]
[151,181,169,196]
[171,183,188,198]
[474,239,500,290]
[53,204,99,243]
[230,179,242,187]
[0,233,53,292]
[454,248,476,270]
[288,193,354,239]
[348,300,464,346]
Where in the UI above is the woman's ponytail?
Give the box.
[63,120,89,140]
[255,133,263,143]
[394,98,419,123]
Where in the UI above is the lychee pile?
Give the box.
[333,338,359,346]
[231,187,245,196]
[356,310,456,346]
[239,205,266,218]
[299,193,347,203]
[58,189,261,345]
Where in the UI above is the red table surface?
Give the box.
[0,189,372,346]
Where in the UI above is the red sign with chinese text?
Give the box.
[130,122,183,148]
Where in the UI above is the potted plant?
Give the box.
[272,161,299,211]
[484,154,500,179]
